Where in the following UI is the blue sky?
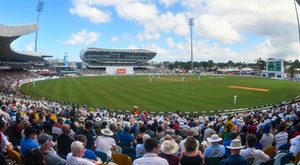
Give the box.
[0,0,299,63]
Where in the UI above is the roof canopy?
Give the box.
[0,23,51,62]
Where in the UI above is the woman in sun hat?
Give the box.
[219,139,248,165]
[204,134,225,158]
[95,128,117,161]
[158,140,179,165]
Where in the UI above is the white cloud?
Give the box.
[25,43,35,51]
[64,29,100,45]
[70,0,111,23]
[110,37,119,43]
[67,0,300,62]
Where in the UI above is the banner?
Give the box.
[116,68,126,74]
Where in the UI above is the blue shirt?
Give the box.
[20,137,40,156]
[84,149,97,160]
[119,132,135,144]
[204,144,225,158]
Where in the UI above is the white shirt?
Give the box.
[274,131,288,150]
[66,153,94,165]
[240,147,270,165]
[133,153,168,165]
[95,135,116,159]
[0,132,10,153]
[290,135,300,156]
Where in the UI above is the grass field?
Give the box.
[20,75,300,113]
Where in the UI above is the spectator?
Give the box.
[0,118,13,155]
[95,127,116,161]
[119,126,137,146]
[158,140,179,165]
[204,134,225,158]
[23,148,46,165]
[133,138,168,165]
[240,134,270,165]
[259,123,274,150]
[136,134,150,158]
[11,116,23,140]
[274,123,288,150]
[75,134,102,163]
[179,137,204,165]
[222,131,238,157]
[20,126,39,156]
[57,124,74,156]
[179,129,199,152]
[75,121,95,150]
[289,135,300,157]
[219,139,248,165]
[52,117,63,135]
[38,133,66,165]
[66,141,96,165]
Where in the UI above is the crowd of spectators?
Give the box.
[0,70,300,165]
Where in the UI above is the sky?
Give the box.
[0,0,300,63]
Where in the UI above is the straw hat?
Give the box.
[226,139,244,149]
[101,128,113,136]
[133,105,138,109]
[207,134,222,142]
[160,140,179,155]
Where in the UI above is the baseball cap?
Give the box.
[38,133,52,145]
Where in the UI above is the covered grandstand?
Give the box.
[0,23,51,69]
[79,48,157,75]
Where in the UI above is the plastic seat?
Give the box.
[94,151,108,162]
[204,157,223,165]
[122,147,136,161]
[280,152,293,165]
[256,158,275,165]
[112,153,132,165]
[294,151,300,165]
[263,146,275,158]
[273,152,287,165]
[6,147,23,165]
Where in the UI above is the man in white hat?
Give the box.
[219,139,248,165]
[95,127,117,161]
[204,134,225,158]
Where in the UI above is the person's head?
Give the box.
[229,131,238,140]
[38,133,53,150]
[160,140,178,155]
[139,125,147,133]
[227,138,244,155]
[61,124,71,135]
[246,134,257,148]
[24,126,37,139]
[186,129,194,137]
[142,134,151,143]
[264,123,271,134]
[207,134,222,145]
[144,138,159,153]
[57,118,63,124]
[23,148,46,165]
[71,141,85,157]
[184,137,198,152]
[0,119,7,132]
[75,134,87,147]
[278,123,285,132]
[85,121,93,131]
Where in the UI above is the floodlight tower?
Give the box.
[35,1,45,52]
[188,18,194,71]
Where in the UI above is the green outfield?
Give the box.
[20,75,300,113]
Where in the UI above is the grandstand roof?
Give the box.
[0,23,52,62]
